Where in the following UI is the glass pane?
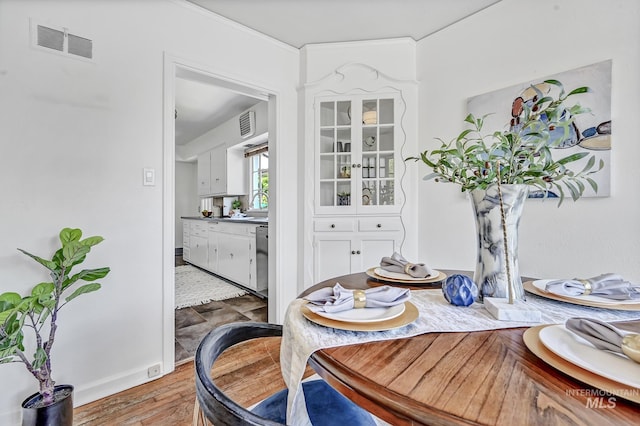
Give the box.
[380,180,394,205]
[362,182,376,206]
[319,155,335,179]
[379,98,394,124]
[320,182,335,206]
[378,153,393,178]
[337,155,351,179]
[320,102,334,126]
[320,129,334,153]
[336,101,351,126]
[337,181,351,206]
[379,126,394,151]
[362,99,377,125]
[336,128,351,153]
[362,127,377,152]
[362,155,376,179]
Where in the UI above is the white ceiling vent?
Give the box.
[32,21,93,60]
[239,110,255,138]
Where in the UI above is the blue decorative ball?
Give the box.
[442,274,478,306]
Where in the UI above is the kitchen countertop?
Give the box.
[181,216,268,225]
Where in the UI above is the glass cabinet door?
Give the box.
[319,100,353,208]
[316,94,400,214]
[361,98,394,208]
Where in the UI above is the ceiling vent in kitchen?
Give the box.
[31,20,93,60]
[239,110,255,138]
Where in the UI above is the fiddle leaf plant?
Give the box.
[408,80,604,205]
[0,228,110,406]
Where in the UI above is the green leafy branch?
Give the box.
[408,80,604,205]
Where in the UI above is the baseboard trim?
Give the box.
[73,363,171,408]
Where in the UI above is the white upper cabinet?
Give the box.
[197,144,246,197]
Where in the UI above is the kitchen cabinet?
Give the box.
[188,220,209,269]
[181,219,260,291]
[197,144,246,196]
[312,217,402,283]
[182,222,190,262]
[217,223,258,290]
[197,151,211,196]
[207,222,219,272]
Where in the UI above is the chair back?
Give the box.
[194,322,286,426]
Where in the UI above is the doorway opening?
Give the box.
[163,55,277,372]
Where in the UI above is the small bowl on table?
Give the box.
[202,210,212,218]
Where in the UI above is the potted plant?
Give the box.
[0,227,110,425]
[408,80,603,302]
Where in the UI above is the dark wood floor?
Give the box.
[175,256,268,363]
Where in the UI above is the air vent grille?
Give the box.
[68,33,93,59]
[37,25,64,51]
[33,23,93,60]
[239,111,255,138]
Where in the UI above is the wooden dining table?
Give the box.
[298,271,640,426]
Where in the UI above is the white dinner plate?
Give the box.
[313,303,405,323]
[533,279,639,305]
[374,267,438,281]
[538,324,640,389]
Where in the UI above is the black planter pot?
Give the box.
[21,385,73,426]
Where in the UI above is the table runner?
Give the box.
[281,288,640,425]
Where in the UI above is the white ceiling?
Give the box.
[186,0,501,48]
[176,0,502,145]
[175,77,261,145]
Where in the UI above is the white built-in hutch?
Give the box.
[303,63,418,286]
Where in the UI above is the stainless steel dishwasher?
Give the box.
[255,225,268,294]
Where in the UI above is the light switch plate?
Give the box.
[143,168,155,186]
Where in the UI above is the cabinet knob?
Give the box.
[352,163,356,168]
[330,224,335,228]
[351,250,356,255]
[376,223,382,228]
[230,253,234,258]
[356,250,361,254]
[357,164,362,168]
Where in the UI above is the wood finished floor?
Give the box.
[73,256,273,424]
[73,337,315,425]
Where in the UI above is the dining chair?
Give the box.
[194,321,377,426]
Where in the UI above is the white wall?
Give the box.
[415,0,640,282]
[177,100,269,161]
[0,0,299,423]
[175,161,198,248]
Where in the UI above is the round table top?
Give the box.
[302,271,640,426]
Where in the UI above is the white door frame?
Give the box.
[162,53,277,374]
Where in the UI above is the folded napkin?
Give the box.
[545,273,640,300]
[304,283,411,313]
[380,252,432,278]
[565,317,629,353]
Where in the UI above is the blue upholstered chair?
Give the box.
[194,322,376,426]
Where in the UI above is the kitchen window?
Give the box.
[246,144,269,210]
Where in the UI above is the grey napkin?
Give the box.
[304,283,411,313]
[380,252,432,278]
[545,273,640,300]
[565,317,628,353]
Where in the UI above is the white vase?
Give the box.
[470,184,529,302]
